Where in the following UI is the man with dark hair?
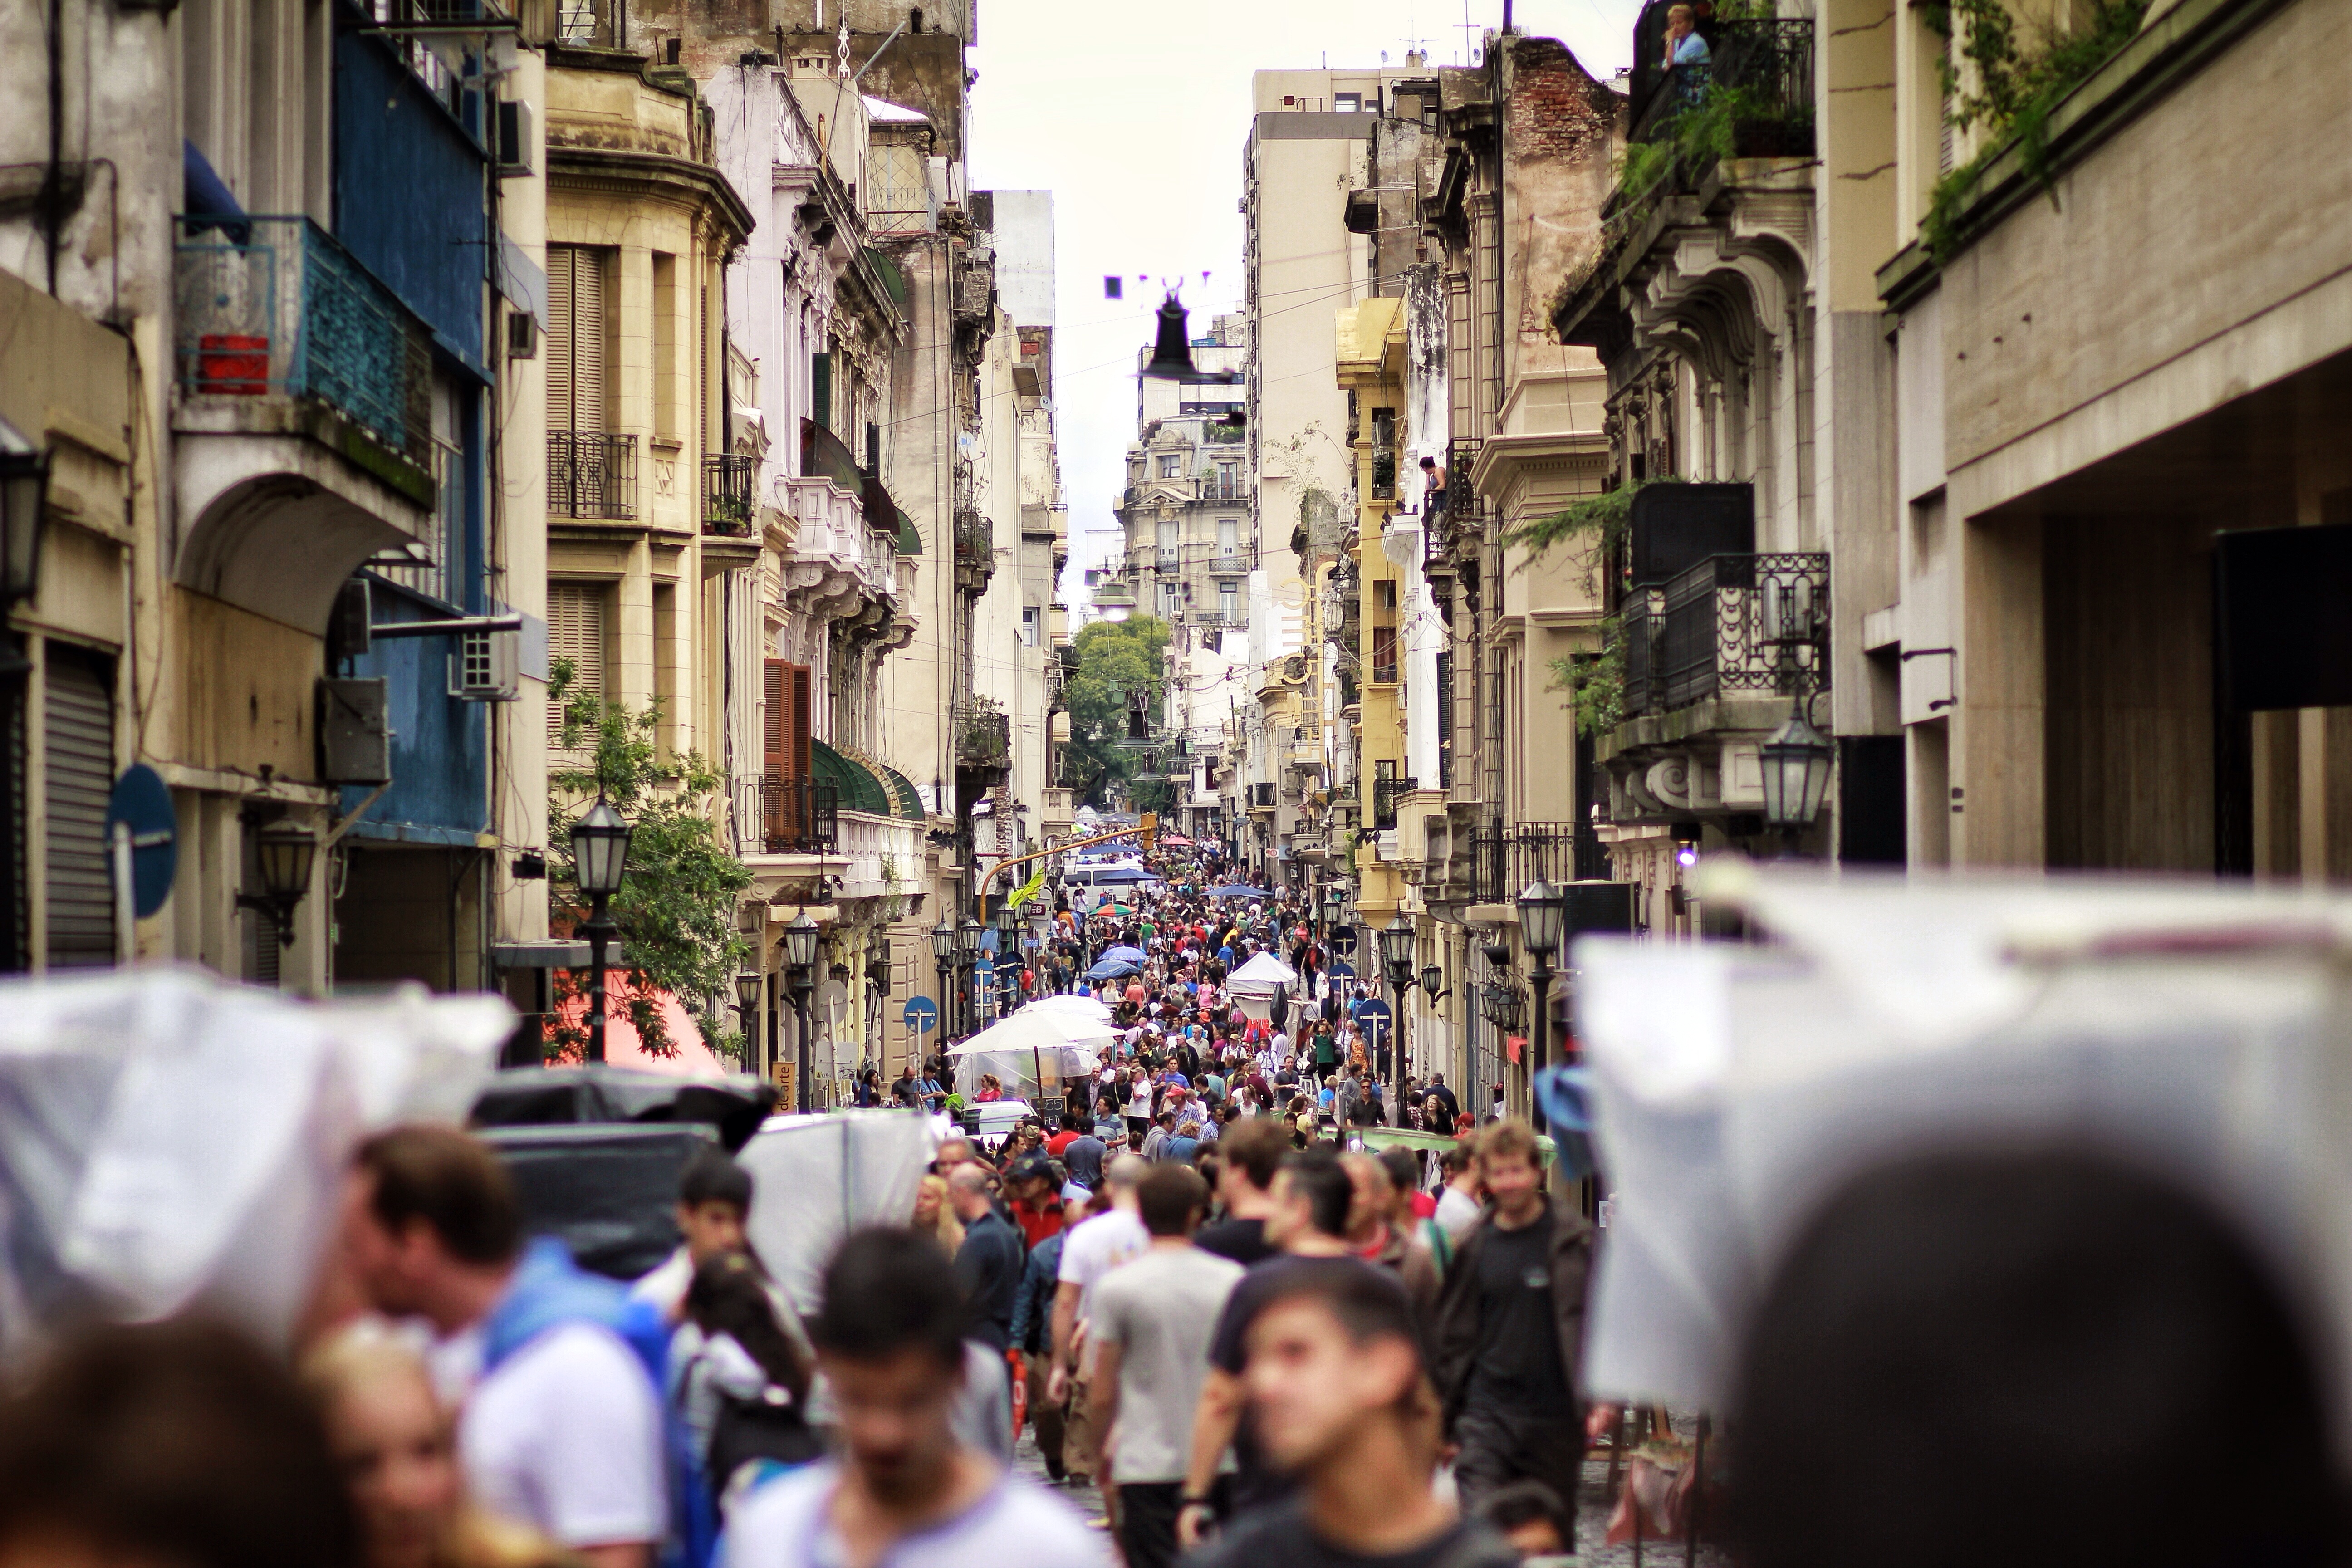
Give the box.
[1732,1149,2342,1568]
[1195,1118,1285,1266]
[1091,1165,1243,1568]
[1429,1119,1593,1527]
[949,1164,1024,1356]
[725,1229,1106,1568]
[1186,1262,1516,1568]
[0,1318,360,1568]
[343,1126,666,1568]
[630,1144,755,1323]
[1473,1480,1573,1560]
[1176,1151,1397,1548]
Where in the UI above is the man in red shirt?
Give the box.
[1047,1121,1083,1161]
[1006,1154,1068,1249]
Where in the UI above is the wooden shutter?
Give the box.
[548,582,606,744]
[763,659,814,846]
[43,644,115,969]
[547,245,606,432]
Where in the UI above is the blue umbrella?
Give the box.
[1102,944,1147,963]
[1086,957,1142,982]
[1207,884,1274,899]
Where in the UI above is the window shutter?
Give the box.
[43,645,114,969]
[811,351,831,433]
[764,657,789,846]
[548,246,606,432]
[548,582,606,744]
[788,663,813,778]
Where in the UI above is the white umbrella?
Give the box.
[1029,994,1115,1023]
[948,1010,1104,1105]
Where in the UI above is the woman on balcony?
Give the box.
[1665,3,1712,105]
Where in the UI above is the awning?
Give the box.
[877,761,924,819]
[812,738,891,815]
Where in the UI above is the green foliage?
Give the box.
[1063,617,1173,808]
[1503,477,1679,592]
[1920,0,2150,259]
[1549,635,1627,740]
[1611,84,1808,240]
[547,658,753,1063]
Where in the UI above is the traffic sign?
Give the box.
[105,764,177,920]
[1354,997,1392,1036]
[903,995,938,1033]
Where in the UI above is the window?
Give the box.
[1220,583,1238,622]
[1218,517,1238,554]
[1161,582,1183,618]
[44,644,114,970]
[1335,91,1361,112]
[653,583,680,756]
[546,246,611,432]
[1159,455,1181,479]
[547,581,608,744]
[1215,462,1240,500]
[1020,605,1040,647]
[652,252,679,442]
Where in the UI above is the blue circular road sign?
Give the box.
[903,995,939,1034]
[105,764,177,920]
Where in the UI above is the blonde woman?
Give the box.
[911,1171,967,1254]
[302,1327,572,1568]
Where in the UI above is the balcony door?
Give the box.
[547,245,611,433]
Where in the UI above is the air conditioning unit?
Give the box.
[318,677,392,785]
[495,99,534,177]
[506,307,538,359]
[448,628,522,701]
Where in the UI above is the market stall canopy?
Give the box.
[1030,993,1115,1022]
[0,970,510,1360]
[951,1010,1112,1059]
[1228,951,1299,990]
[1576,863,2352,1431]
[1208,883,1275,899]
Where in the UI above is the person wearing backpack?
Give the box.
[673,1251,822,1511]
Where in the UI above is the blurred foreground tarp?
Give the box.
[1574,866,2352,1442]
[0,968,511,1361]
[736,1110,938,1318]
[469,1065,778,1152]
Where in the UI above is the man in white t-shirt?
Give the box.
[1048,1153,1151,1489]
[344,1127,666,1568]
[725,1228,1106,1568]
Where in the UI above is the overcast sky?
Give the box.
[965,0,1642,605]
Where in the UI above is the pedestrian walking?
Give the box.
[1429,1120,1594,1525]
[1009,1217,1071,1482]
[1049,1154,1152,1490]
[1087,1166,1244,1568]
[948,1166,1023,1356]
[721,1230,1107,1568]
[627,1147,754,1324]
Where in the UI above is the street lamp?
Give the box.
[957,915,984,1039]
[1323,882,1344,940]
[783,910,821,1113]
[734,970,764,1074]
[236,818,318,956]
[571,795,633,1063]
[931,916,956,1063]
[1759,701,1835,852]
[1518,877,1562,1130]
[1379,913,1417,1102]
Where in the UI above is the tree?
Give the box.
[1063,617,1172,808]
[545,659,754,1063]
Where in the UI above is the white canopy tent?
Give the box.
[948,1008,1109,1104]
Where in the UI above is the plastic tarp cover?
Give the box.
[478,1123,715,1282]
[0,969,511,1361]
[1573,867,2352,1449]
[1227,951,1298,994]
[738,1111,939,1319]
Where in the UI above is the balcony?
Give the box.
[1628,20,1816,160]
[954,703,1010,769]
[1372,777,1416,831]
[1247,782,1278,812]
[782,420,902,627]
[736,773,839,856]
[703,455,754,535]
[835,809,921,899]
[549,432,638,520]
[955,510,996,592]
[1619,552,1828,718]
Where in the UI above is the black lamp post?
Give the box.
[783,909,820,1112]
[734,969,764,1075]
[571,795,632,1063]
[1518,877,1563,1131]
[930,917,956,1063]
[1378,912,1416,1102]
[995,899,1020,1020]
[956,914,983,1039]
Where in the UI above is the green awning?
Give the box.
[812,739,891,815]
[864,247,908,305]
[897,513,922,555]
[877,762,923,819]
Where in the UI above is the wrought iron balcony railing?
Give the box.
[703,454,754,535]
[954,705,1010,767]
[740,773,839,855]
[955,511,995,566]
[173,214,434,466]
[1372,776,1416,831]
[548,432,638,520]
[1620,551,1828,718]
[1247,782,1278,810]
